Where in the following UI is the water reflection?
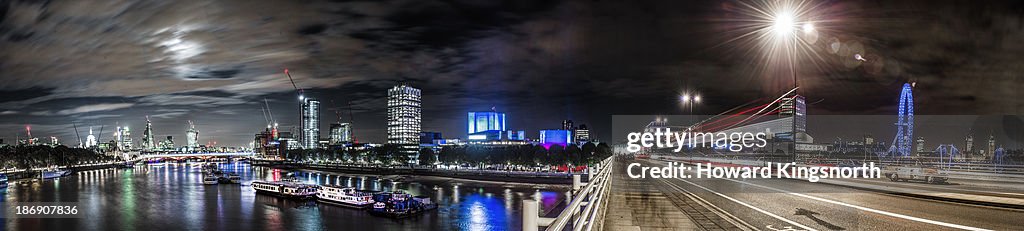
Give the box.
[2,162,568,231]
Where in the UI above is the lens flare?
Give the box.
[712,0,844,90]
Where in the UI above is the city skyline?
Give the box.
[2,0,1023,147]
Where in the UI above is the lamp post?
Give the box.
[680,93,701,131]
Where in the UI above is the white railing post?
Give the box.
[523,199,539,231]
[529,156,614,231]
[573,174,582,191]
[588,164,595,182]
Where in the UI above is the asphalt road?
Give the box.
[630,158,1024,230]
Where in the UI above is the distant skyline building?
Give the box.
[186,121,199,149]
[300,98,321,149]
[387,84,421,154]
[119,126,133,150]
[540,129,572,149]
[420,132,442,144]
[86,127,97,147]
[562,120,574,131]
[142,116,155,150]
[328,123,352,144]
[468,111,506,134]
[159,136,174,150]
[965,133,974,154]
[915,137,925,155]
[987,134,995,159]
[575,124,590,143]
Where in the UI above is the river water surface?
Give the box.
[1,162,570,231]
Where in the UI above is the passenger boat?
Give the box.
[228,174,241,184]
[115,162,135,169]
[40,168,71,179]
[252,180,317,198]
[0,173,8,188]
[368,191,438,218]
[316,185,375,209]
[202,174,219,185]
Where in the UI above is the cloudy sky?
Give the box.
[0,0,1022,147]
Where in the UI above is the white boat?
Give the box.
[202,174,219,185]
[40,168,71,179]
[252,180,317,198]
[316,185,375,209]
[228,174,241,184]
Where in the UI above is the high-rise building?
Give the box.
[328,123,352,145]
[468,111,506,134]
[186,121,199,149]
[387,84,421,154]
[120,126,133,150]
[987,134,995,159]
[575,124,590,143]
[300,98,321,149]
[965,133,974,154]
[562,120,574,131]
[142,116,155,150]
[159,136,174,150]
[255,127,286,159]
[915,137,925,155]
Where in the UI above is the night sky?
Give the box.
[0,0,1022,147]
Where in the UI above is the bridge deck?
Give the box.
[604,158,702,231]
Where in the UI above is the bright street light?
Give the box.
[771,11,795,37]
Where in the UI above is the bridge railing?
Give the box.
[523,156,613,231]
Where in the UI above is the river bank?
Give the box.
[2,162,120,181]
[251,161,589,184]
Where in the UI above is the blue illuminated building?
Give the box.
[466,110,525,142]
[468,111,506,134]
[539,129,572,149]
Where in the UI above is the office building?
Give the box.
[387,84,421,154]
[915,137,925,156]
[142,117,155,150]
[119,126,133,150]
[562,120,574,130]
[300,98,321,149]
[186,121,199,149]
[328,123,353,145]
[575,124,590,143]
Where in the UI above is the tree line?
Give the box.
[286,142,613,168]
[0,145,119,170]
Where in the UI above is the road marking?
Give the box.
[722,178,993,231]
[844,178,1024,197]
[659,178,757,230]
[674,178,818,231]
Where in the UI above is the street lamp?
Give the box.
[680,93,701,131]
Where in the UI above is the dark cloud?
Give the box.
[0,0,1022,146]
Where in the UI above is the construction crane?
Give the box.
[326,100,357,143]
[72,122,82,147]
[284,69,304,101]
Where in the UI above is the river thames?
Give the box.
[1,162,570,231]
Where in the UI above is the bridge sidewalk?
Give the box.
[602,159,699,231]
